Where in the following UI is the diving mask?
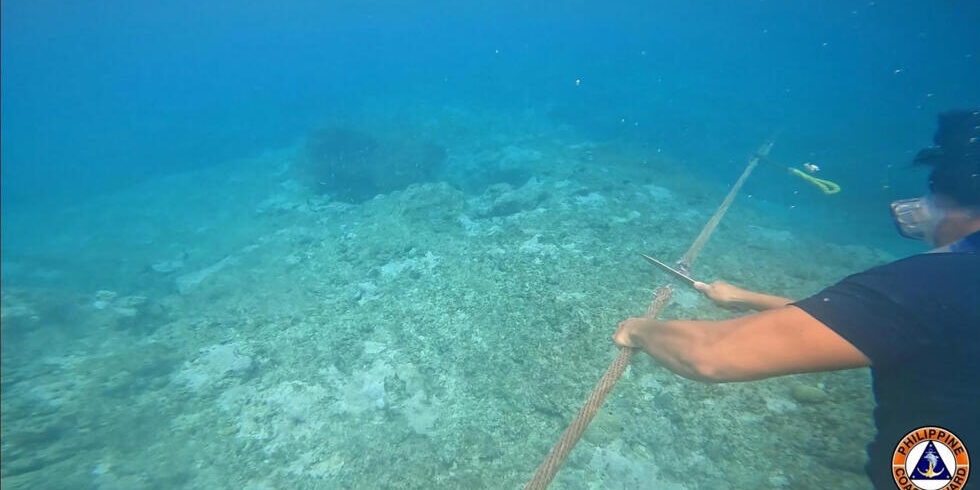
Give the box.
[890,196,943,241]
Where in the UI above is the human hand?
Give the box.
[692,280,746,306]
[612,317,659,350]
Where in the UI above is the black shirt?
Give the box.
[793,235,979,488]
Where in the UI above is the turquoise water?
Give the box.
[2,2,977,488]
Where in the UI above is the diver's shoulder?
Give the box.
[869,250,980,275]
[839,251,979,293]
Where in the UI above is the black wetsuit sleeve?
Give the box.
[792,258,930,367]
[793,281,918,366]
[794,252,980,365]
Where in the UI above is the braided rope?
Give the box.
[524,141,772,489]
[678,141,772,269]
[524,287,672,490]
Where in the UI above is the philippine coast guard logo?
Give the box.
[892,426,970,490]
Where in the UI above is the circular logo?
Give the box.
[892,426,970,490]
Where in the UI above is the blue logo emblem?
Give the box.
[910,441,950,480]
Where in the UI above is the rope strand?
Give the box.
[524,140,773,489]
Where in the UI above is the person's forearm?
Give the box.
[629,319,737,382]
[732,290,793,310]
[632,319,712,381]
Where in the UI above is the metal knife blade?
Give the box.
[638,253,698,287]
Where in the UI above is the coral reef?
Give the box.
[2,111,889,489]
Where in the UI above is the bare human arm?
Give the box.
[611,305,870,382]
[693,280,793,311]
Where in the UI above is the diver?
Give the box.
[613,110,980,488]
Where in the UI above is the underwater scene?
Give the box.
[2,1,978,489]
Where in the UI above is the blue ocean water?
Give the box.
[1,1,977,488]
